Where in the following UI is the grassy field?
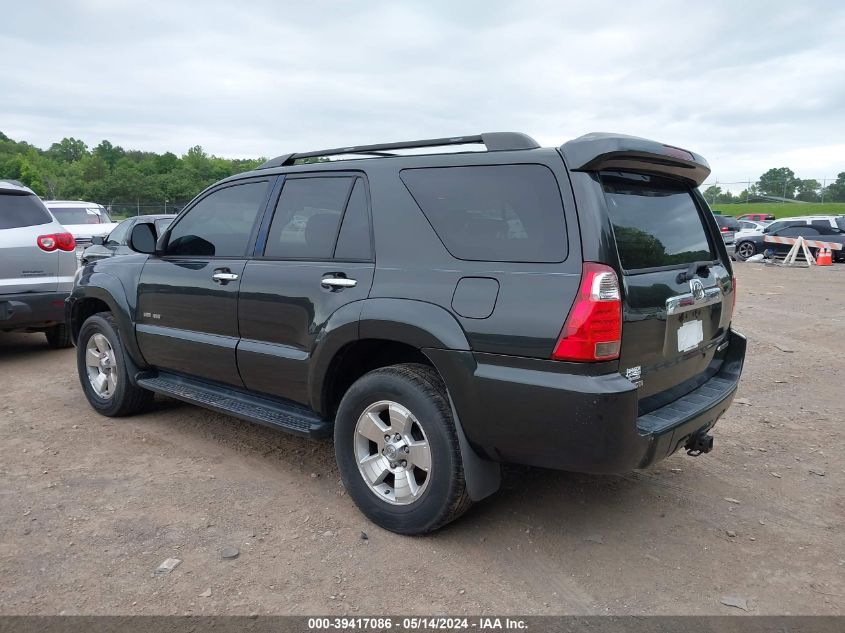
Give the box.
[711,202,845,218]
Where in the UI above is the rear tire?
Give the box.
[76,312,153,417]
[44,323,72,349]
[735,241,757,261]
[334,363,472,534]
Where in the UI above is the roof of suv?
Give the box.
[0,180,35,195]
[43,200,105,208]
[252,131,711,187]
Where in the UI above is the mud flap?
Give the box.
[447,393,501,501]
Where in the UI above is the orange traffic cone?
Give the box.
[817,247,832,266]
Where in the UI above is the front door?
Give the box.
[136,178,274,386]
[237,173,374,405]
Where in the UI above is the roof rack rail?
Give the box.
[258,132,540,169]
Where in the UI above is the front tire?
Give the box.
[334,363,472,534]
[76,312,153,417]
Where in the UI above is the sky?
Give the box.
[3,0,844,190]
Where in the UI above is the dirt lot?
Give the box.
[1,263,843,616]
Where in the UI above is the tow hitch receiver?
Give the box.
[685,432,714,456]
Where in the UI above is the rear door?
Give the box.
[600,172,734,412]
[237,173,375,405]
[0,191,61,294]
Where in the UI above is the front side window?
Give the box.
[601,172,714,270]
[166,181,268,257]
[264,177,354,259]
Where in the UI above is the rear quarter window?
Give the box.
[0,193,54,229]
[400,164,568,263]
[600,172,715,270]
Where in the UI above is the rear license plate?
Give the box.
[677,319,703,352]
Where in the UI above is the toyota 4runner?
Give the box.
[67,132,745,534]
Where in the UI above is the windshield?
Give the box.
[49,206,111,225]
[154,218,174,234]
[601,172,715,270]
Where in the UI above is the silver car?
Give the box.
[80,214,175,265]
[1,180,78,347]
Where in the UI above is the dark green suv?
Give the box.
[67,132,745,533]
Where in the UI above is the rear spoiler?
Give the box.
[560,132,711,187]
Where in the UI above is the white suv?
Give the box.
[0,181,77,347]
[42,200,118,255]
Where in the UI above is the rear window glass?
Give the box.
[714,215,740,230]
[400,164,568,263]
[48,206,111,224]
[601,172,715,270]
[0,193,53,229]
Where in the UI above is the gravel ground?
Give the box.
[0,263,843,615]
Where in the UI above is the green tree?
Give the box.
[795,178,821,202]
[822,172,845,202]
[47,137,89,163]
[757,167,798,199]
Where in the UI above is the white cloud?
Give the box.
[1,0,843,186]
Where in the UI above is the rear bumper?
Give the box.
[0,291,69,330]
[427,329,746,474]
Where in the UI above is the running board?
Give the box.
[136,372,332,439]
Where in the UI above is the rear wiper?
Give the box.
[676,261,712,284]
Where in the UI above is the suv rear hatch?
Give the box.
[599,171,734,413]
[1,191,62,294]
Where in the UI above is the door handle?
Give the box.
[212,271,239,283]
[321,276,357,289]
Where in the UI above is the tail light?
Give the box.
[721,226,729,233]
[552,263,622,362]
[37,232,76,252]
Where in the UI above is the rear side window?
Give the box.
[400,165,568,263]
[601,172,714,270]
[264,177,354,259]
[0,193,53,229]
[334,179,372,260]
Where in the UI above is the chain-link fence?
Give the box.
[105,202,188,220]
[700,177,844,208]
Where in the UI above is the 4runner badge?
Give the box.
[624,365,643,388]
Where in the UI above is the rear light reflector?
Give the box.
[37,232,76,252]
[730,275,737,316]
[552,262,622,362]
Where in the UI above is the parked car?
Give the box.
[43,200,118,256]
[735,219,770,240]
[0,180,76,347]
[67,132,745,534]
[735,224,845,261]
[713,214,740,255]
[763,215,845,235]
[80,215,175,265]
[736,213,776,222]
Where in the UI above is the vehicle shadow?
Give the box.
[0,331,66,361]
[137,394,671,543]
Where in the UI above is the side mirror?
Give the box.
[129,223,157,254]
[91,236,105,246]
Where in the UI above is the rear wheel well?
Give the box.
[71,298,111,340]
[322,339,433,417]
